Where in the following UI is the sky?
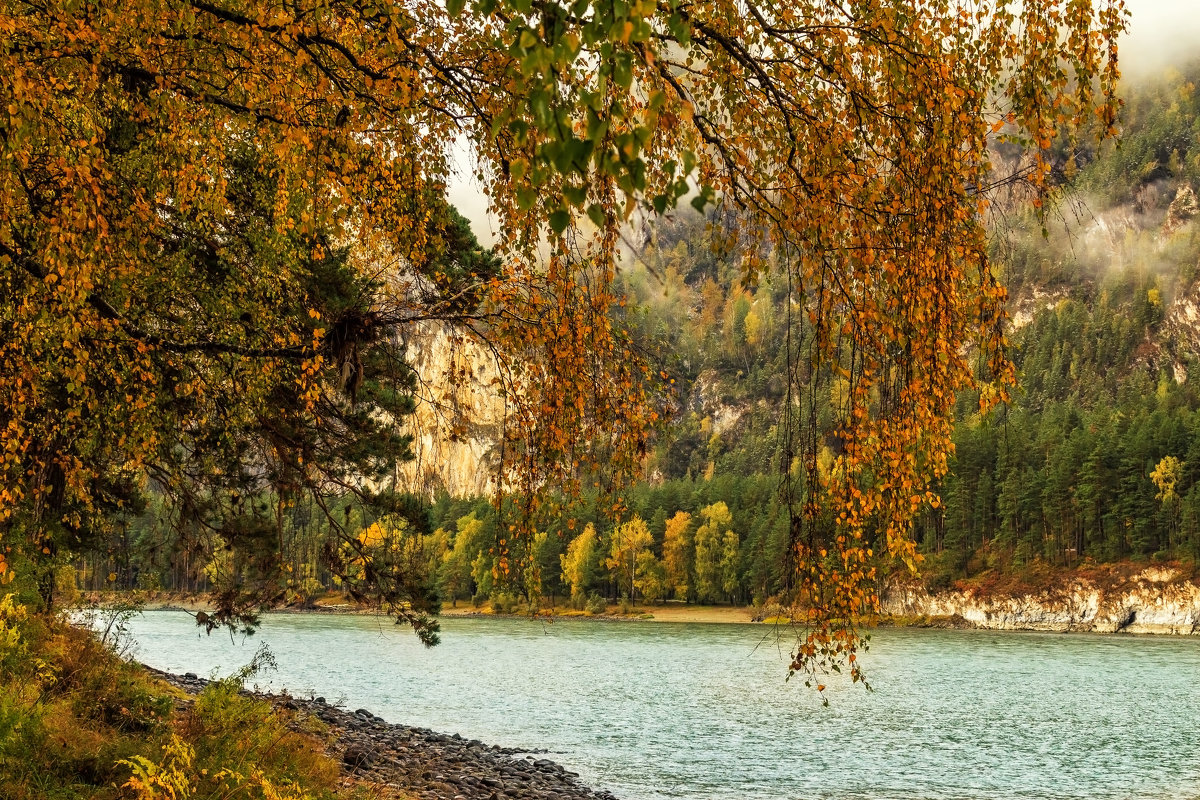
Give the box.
[448,1,1200,242]
[1120,0,1200,80]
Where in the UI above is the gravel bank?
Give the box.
[148,667,621,800]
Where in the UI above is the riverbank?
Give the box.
[440,603,757,625]
[151,666,619,800]
[88,562,1200,635]
[88,591,761,625]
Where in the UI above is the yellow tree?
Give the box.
[634,550,668,603]
[439,513,486,607]
[1151,456,1185,550]
[606,516,653,602]
[694,502,736,603]
[560,522,601,603]
[0,0,1125,676]
[662,510,694,600]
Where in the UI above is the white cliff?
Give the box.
[881,567,1200,635]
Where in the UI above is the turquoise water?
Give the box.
[124,611,1200,800]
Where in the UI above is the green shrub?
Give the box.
[584,593,607,615]
[489,591,518,614]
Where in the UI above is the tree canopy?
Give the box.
[0,0,1124,677]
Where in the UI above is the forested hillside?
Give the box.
[909,62,1200,581]
[621,63,1200,592]
[74,66,1200,614]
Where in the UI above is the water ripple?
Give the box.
[125,612,1200,800]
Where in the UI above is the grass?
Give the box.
[0,593,395,800]
[917,556,1200,601]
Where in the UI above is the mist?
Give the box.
[1116,0,1200,82]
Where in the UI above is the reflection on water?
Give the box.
[125,611,1200,800]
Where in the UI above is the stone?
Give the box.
[342,745,373,769]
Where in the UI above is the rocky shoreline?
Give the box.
[149,667,619,800]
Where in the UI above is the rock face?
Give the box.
[881,567,1200,634]
[393,325,504,498]
[1164,184,1199,234]
[151,669,620,800]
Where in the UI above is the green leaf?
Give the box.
[542,5,564,41]
[549,209,571,234]
[516,186,538,210]
[563,183,588,206]
[530,90,551,127]
[508,118,530,144]
[629,157,646,191]
[446,0,466,17]
[586,111,608,142]
[666,13,690,44]
[561,137,593,175]
[612,51,632,89]
[586,203,606,227]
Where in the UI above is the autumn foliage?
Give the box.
[0,0,1124,679]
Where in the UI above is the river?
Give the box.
[123,610,1200,800]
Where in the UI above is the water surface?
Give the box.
[124,611,1200,800]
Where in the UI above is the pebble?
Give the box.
[146,666,619,800]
